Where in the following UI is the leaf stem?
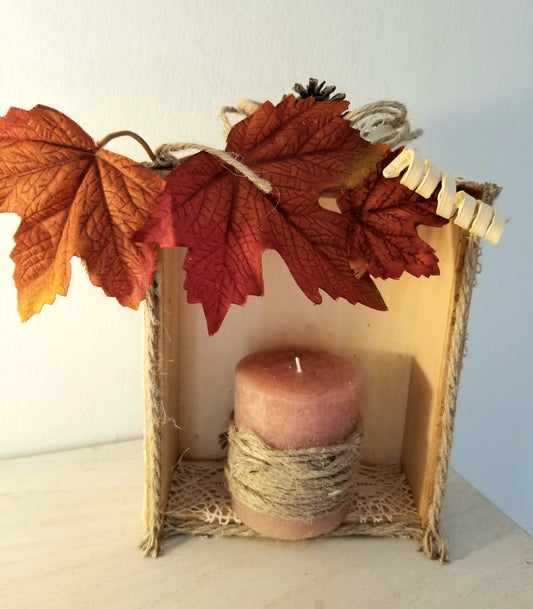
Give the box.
[97,130,156,162]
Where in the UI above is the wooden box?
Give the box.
[141,182,499,561]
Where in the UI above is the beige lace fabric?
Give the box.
[165,460,420,538]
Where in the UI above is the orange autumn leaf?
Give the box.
[135,95,389,335]
[0,105,164,320]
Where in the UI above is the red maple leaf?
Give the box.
[135,95,389,334]
[0,105,164,319]
[337,153,448,280]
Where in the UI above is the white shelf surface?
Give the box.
[1,440,532,609]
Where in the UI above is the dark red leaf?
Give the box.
[135,95,389,334]
[337,153,448,280]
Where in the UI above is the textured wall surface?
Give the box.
[0,0,531,534]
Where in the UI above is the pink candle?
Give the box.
[230,347,362,540]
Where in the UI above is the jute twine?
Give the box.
[344,100,423,148]
[225,423,362,521]
[152,142,272,194]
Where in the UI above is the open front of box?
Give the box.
[141,190,479,558]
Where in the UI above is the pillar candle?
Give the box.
[231,347,362,540]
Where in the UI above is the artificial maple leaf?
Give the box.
[0,105,164,320]
[337,152,448,280]
[135,95,389,334]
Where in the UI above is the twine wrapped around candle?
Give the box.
[225,422,362,522]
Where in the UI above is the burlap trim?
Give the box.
[139,278,164,557]
[420,182,502,562]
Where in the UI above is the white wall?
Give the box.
[1,0,531,534]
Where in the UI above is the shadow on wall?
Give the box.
[421,94,533,536]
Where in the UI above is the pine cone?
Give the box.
[293,78,346,102]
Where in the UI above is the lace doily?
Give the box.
[166,460,419,527]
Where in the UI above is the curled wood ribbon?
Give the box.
[383,149,506,244]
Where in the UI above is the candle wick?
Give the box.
[295,356,303,373]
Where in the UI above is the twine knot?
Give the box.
[345,100,423,148]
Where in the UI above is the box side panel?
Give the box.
[421,232,483,529]
[142,248,183,554]
[158,248,183,512]
[403,182,498,529]
[401,224,462,512]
